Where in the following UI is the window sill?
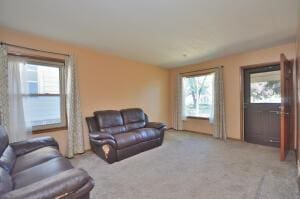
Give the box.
[186,116,209,120]
[32,126,68,134]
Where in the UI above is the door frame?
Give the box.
[240,61,280,141]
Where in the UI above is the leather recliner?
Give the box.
[0,126,94,199]
[86,108,166,163]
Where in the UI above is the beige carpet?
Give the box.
[71,130,299,199]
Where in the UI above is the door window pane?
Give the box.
[250,70,281,103]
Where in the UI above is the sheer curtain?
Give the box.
[65,55,85,158]
[209,73,215,124]
[181,77,188,121]
[0,44,30,142]
[8,57,31,142]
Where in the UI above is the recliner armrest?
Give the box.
[145,122,166,130]
[1,169,94,199]
[10,136,59,157]
[89,132,115,140]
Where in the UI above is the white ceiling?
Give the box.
[0,0,298,68]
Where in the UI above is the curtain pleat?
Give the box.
[65,55,85,158]
[172,74,184,130]
[212,67,226,139]
[0,45,9,131]
[8,59,29,142]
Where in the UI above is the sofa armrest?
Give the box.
[89,132,115,140]
[145,122,166,130]
[10,136,59,157]
[1,169,94,199]
[90,138,117,149]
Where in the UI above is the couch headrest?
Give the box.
[0,126,9,156]
[94,110,124,128]
[86,117,99,132]
[120,108,145,124]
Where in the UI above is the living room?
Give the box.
[0,0,299,199]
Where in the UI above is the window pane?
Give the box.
[250,70,281,103]
[23,95,61,126]
[28,82,38,94]
[27,71,38,81]
[183,73,214,118]
[22,64,60,94]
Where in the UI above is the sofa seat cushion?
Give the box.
[133,128,161,142]
[12,146,61,174]
[113,132,141,149]
[113,128,161,149]
[12,157,73,189]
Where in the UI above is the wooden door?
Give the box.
[244,65,281,147]
[280,53,293,161]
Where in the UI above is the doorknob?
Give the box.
[280,112,289,115]
[269,111,280,114]
[269,139,280,143]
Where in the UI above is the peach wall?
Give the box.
[0,27,169,155]
[170,43,296,139]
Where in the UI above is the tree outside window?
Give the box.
[182,73,214,118]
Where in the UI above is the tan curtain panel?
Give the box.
[212,67,226,139]
[0,45,9,130]
[65,55,85,158]
[172,74,184,130]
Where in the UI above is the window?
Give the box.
[20,60,66,131]
[182,73,214,118]
[250,70,281,103]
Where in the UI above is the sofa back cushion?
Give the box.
[0,167,13,195]
[86,117,100,132]
[121,108,146,131]
[94,110,126,135]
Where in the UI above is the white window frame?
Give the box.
[22,59,66,131]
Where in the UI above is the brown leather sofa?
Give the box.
[86,108,166,163]
[0,126,94,199]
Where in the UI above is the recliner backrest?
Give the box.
[0,126,14,195]
[121,108,146,131]
[94,110,126,135]
[0,126,9,156]
[0,126,16,173]
[86,117,100,132]
[0,167,13,195]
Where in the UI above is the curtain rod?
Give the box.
[0,41,69,57]
[179,65,223,75]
